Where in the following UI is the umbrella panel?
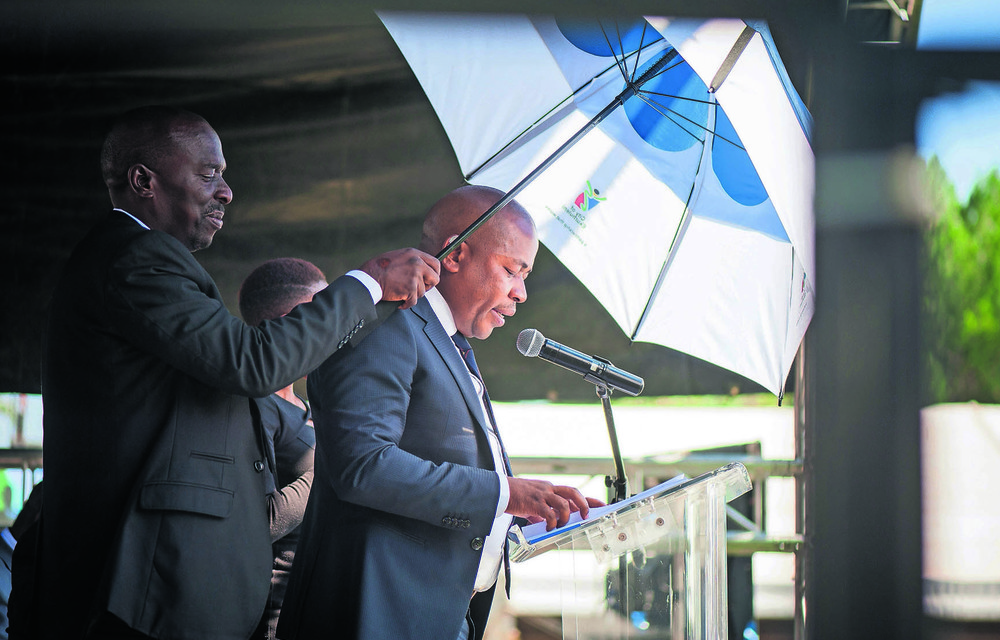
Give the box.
[379,12,815,397]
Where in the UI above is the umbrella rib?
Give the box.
[464,43,661,181]
[600,23,631,84]
[641,90,717,107]
[632,184,697,342]
[628,43,747,150]
[630,55,687,86]
[633,93,705,144]
[631,22,658,85]
[618,21,645,86]
[625,23,638,83]
[614,21,627,77]
[608,21,663,88]
[595,40,663,87]
[638,92,748,151]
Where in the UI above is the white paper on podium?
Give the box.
[508,462,752,563]
[516,474,689,546]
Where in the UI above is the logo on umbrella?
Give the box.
[574,180,606,212]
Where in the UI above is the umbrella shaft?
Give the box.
[437,50,678,261]
[436,101,614,260]
[437,104,626,261]
[631,48,678,93]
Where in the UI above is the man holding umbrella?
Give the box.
[26,105,440,640]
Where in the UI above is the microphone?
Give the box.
[516,328,644,396]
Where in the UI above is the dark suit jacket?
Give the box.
[253,394,315,640]
[277,295,503,640]
[36,211,377,640]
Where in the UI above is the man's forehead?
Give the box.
[171,128,225,165]
[497,235,537,270]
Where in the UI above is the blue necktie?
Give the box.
[451,333,512,476]
[451,333,483,380]
[452,332,515,597]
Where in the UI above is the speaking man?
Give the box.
[277,185,602,640]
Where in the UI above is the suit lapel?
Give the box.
[412,301,516,590]
[411,299,492,440]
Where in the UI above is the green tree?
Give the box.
[923,158,1000,403]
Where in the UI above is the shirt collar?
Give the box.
[424,287,459,338]
[113,207,150,230]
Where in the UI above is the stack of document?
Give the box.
[515,474,689,546]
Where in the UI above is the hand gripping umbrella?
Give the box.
[379,12,815,401]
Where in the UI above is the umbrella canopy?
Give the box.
[379,12,815,398]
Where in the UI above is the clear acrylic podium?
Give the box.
[509,463,752,640]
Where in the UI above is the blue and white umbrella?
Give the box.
[380,13,815,398]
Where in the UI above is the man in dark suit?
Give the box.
[29,106,439,640]
[277,185,602,640]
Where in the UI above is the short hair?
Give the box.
[100,105,207,190]
[419,184,534,255]
[239,258,327,327]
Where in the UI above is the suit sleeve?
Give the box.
[307,311,500,534]
[105,230,377,397]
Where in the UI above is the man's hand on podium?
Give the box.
[506,477,606,531]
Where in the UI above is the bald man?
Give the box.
[278,186,601,640]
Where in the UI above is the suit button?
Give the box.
[470,537,484,551]
[254,460,264,472]
[462,521,470,529]
[442,517,452,526]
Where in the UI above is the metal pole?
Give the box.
[436,49,678,262]
[597,385,628,504]
[794,340,808,640]
[362,50,680,337]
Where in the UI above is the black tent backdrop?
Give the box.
[1,2,800,400]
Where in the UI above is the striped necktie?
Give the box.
[452,332,515,596]
[451,333,512,476]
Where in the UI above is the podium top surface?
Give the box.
[509,462,752,563]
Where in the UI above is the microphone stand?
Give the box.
[595,383,630,622]
[579,354,640,621]
[596,384,628,504]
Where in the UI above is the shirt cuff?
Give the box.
[495,471,510,519]
[346,270,382,305]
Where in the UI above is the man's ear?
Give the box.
[128,164,155,199]
[440,234,465,273]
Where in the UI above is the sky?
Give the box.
[916,0,1000,50]
[914,0,1000,204]
[917,82,1000,203]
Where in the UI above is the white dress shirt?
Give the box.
[424,288,512,592]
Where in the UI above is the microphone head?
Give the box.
[516,328,545,357]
